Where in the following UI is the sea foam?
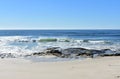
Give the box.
[0,36,120,58]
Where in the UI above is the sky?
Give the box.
[0,0,120,29]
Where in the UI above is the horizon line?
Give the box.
[0,28,120,30]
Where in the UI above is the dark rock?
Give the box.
[48,49,62,57]
[0,53,16,58]
[46,47,60,50]
[32,47,120,58]
[61,48,102,58]
[83,40,89,42]
[32,40,36,42]
[32,52,44,56]
[102,53,120,56]
[45,47,62,57]
[32,47,62,57]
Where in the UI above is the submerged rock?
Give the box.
[32,40,36,42]
[83,40,89,42]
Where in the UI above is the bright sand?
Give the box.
[0,57,120,79]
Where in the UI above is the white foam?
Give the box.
[0,36,119,57]
[88,40,106,44]
[0,36,31,42]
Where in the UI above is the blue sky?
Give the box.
[0,0,120,29]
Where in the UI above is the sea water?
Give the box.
[0,30,120,61]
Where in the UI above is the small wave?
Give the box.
[37,38,71,42]
[0,36,31,42]
[38,38,57,42]
[88,40,108,44]
[73,39,111,44]
[0,36,119,59]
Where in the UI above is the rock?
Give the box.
[32,40,36,42]
[61,48,102,58]
[62,48,86,54]
[32,47,62,57]
[32,47,120,58]
[48,49,62,57]
[45,47,62,57]
[32,52,44,56]
[102,53,120,56]
[0,53,16,58]
[83,40,89,42]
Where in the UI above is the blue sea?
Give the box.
[0,30,120,60]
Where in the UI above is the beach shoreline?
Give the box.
[0,57,120,79]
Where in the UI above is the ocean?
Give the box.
[0,30,120,60]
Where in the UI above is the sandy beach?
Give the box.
[0,57,120,79]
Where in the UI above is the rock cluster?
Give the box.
[32,47,120,58]
[0,47,120,59]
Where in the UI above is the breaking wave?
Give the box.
[0,36,120,58]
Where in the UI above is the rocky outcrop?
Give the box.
[32,47,63,57]
[31,47,120,58]
[0,47,120,59]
